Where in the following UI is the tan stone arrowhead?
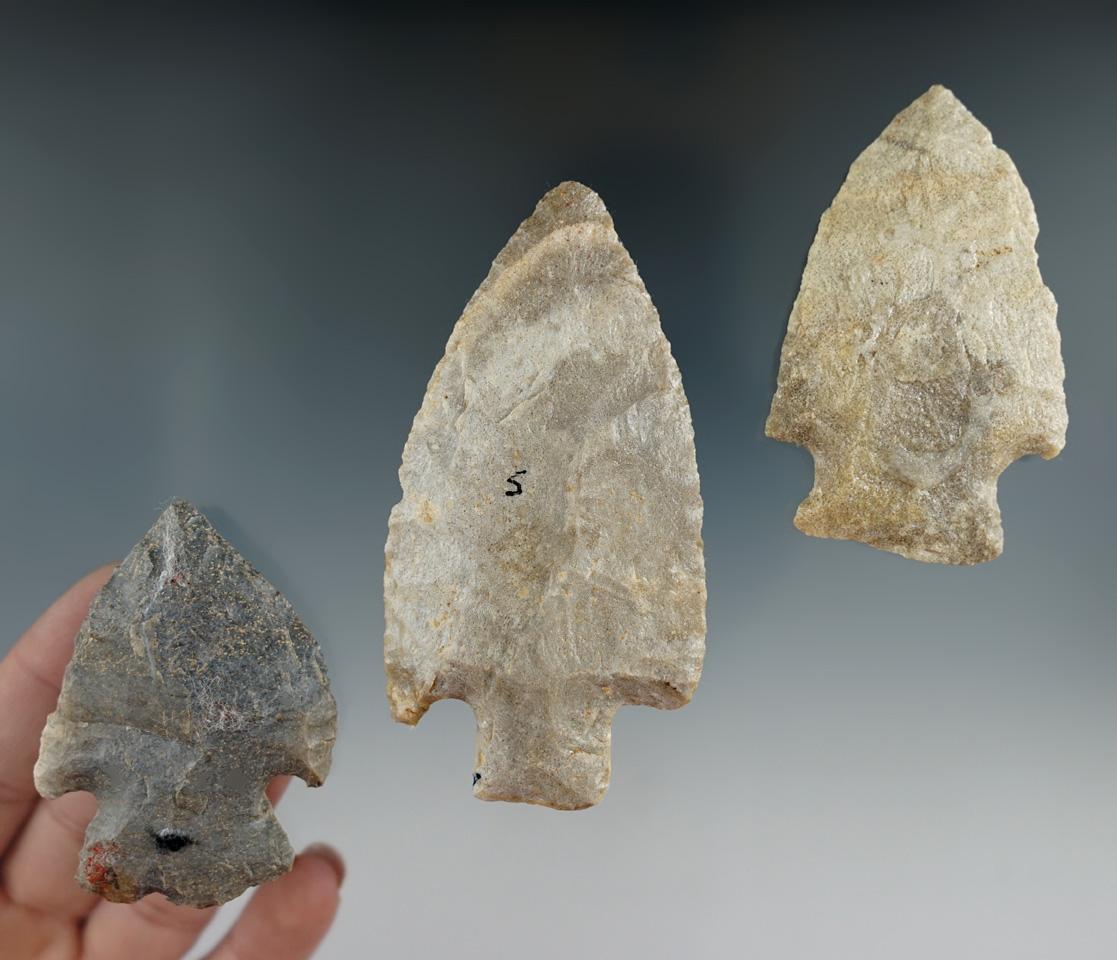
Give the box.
[767,85,1067,564]
[384,181,705,809]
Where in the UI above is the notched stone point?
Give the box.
[767,85,1067,565]
[34,499,337,906]
[385,182,705,809]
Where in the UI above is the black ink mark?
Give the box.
[504,470,527,497]
[472,772,482,786]
[153,829,195,853]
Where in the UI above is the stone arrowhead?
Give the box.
[766,85,1068,564]
[34,500,336,907]
[384,181,705,810]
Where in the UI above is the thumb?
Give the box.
[203,844,344,960]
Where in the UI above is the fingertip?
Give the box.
[265,775,292,805]
[298,842,346,888]
[205,841,342,959]
[69,563,118,606]
[88,561,120,583]
[37,563,118,654]
[23,563,117,655]
[278,844,343,930]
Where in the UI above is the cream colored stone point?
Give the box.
[384,181,705,810]
[767,85,1067,564]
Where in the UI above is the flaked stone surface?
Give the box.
[767,85,1067,564]
[34,500,336,907]
[385,181,705,810]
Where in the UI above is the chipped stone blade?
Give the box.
[34,500,337,907]
[384,181,705,810]
[766,85,1067,564]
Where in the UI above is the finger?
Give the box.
[267,776,291,806]
[0,564,115,854]
[78,776,297,955]
[81,893,219,960]
[0,791,99,918]
[203,844,344,960]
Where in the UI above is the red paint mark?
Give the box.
[83,840,120,891]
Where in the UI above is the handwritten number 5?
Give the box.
[505,470,526,496]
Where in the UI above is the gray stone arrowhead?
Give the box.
[384,181,706,810]
[767,85,1068,564]
[34,500,336,907]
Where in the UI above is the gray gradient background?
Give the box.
[2,5,1115,958]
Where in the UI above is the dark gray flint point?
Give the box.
[33,500,337,907]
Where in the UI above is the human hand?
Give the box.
[0,565,344,959]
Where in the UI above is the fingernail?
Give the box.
[302,843,346,886]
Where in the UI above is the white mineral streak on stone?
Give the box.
[384,181,705,809]
[766,85,1067,564]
